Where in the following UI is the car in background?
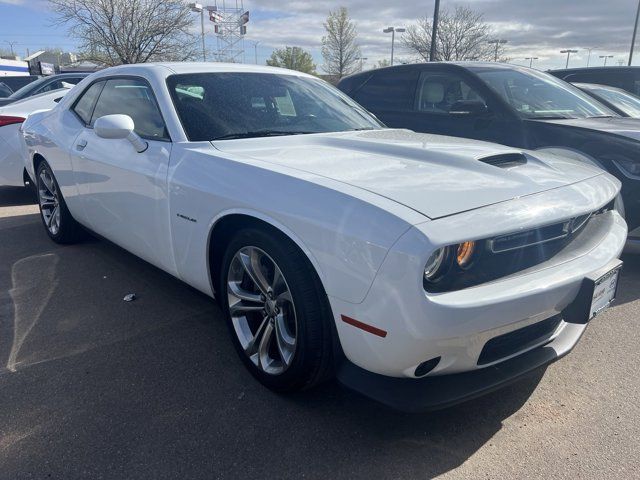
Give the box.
[337,62,640,252]
[549,66,640,96]
[20,63,626,411]
[0,88,70,187]
[573,82,640,118]
[0,73,87,107]
[0,75,40,98]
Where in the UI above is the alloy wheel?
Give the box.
[227,246,297,375]
[38,168,61,236]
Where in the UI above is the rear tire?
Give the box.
[36,160,84,244]
[220,227,334,392]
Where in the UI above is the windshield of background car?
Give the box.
[471,67,614,119]
[589,86,640,117]
[166,72,383,141]
[8,76,49,99]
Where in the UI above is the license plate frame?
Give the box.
[562,260,623,324]
[589,266,621,319]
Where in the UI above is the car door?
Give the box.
[69,76,176,274]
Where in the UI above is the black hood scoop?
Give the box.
[479,153,528,169]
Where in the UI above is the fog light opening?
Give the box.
[414,356,441,377]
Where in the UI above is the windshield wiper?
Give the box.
[212,130,315,140]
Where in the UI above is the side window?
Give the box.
[416,72,488,113]
[72,81,105,125]
[91,78,168,140]
[352,69,420,111]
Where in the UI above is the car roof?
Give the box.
[92,62,315,79]
[550,66,640,74]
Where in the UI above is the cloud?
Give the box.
[243,0,640,69]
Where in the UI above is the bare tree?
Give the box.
[404,6,506,62]
[267,46,317,74]
[321,7,360,78]
[49,0,198,66]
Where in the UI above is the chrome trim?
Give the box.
[489,212,593,254]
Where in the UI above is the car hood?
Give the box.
[529,116,640,141]
[213,129,603,219]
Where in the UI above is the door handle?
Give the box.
[76,139,87,151]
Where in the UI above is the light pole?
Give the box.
[488,39,507,62]
[383,27,405,66]
[630,0,640,65]
[189,3,206,61]
[560,49,578,68]
[251,41,260,65]
[600,55,614,66]
[524,56,538,68]
[584,47,597,67]
[430,0,440,61]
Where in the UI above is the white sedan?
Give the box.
[0,88,69,187]
[21,63,627,411]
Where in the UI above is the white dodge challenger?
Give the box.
[21,63,627,411]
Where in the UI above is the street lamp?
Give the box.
[383,27,405,66]
[560,49,578,68]
[356,56,368,71]
[488,39,508,62]
[189,3,206,61]
[524,56,538,68]
[584,47,598,67]
[251,41,260,65]
[599,55,614,66]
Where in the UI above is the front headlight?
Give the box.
[424,247,448,282]
[424,241,478,286]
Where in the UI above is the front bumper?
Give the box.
[337,321,586,412]
[336,258,621,412]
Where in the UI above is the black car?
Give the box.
[0,73,87,107]
[573,82,640,118]
[337,62,640,249]
[550,66,640,96]
[0,75,40,98]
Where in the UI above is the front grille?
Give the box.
[477,315,562,366]
[424,204,615,293]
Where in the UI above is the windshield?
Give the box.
[588,85,640,117]
[167,72,383,141]
[471,67,614,119]
[8,76,50,99]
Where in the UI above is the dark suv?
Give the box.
[549,66,640,96]
[337,62,640,250]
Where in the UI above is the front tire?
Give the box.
[36,160,84,244]
[220,227,334,392]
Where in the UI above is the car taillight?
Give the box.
[0,115,25,127]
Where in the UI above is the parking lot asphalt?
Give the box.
[0,186,639,480]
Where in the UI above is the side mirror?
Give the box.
[94,114,148,153]
[449,100,489,116]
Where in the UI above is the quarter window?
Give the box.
[352,68,420,111]
[90,78,168,140]
[72,81,105,125]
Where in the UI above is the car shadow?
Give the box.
[0,186,36,207]
[0,213,549,479]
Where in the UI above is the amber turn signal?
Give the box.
[456,241,476,269]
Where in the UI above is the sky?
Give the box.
[0,0,639,71]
